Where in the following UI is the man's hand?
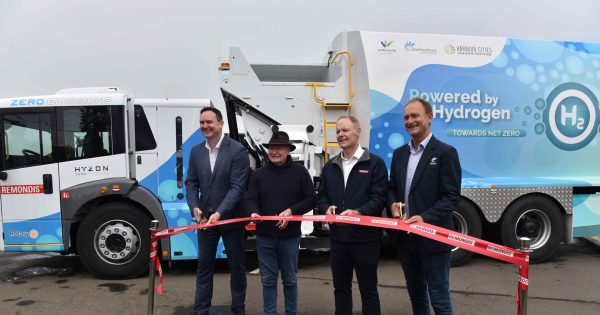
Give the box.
[403,214,422,234]
[337,208,359,226]
[206,212,221,225]
[325,205,337,215]
[250,212,262,223]
[339,209,360,216]
[405,215,424,224]
[325,205,337,224]
[391,202,404,219]
[276,208,292,230]
[193,208,205,223]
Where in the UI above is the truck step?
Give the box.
[324,103,350,108]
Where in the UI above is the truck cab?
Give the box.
[0,87,213,278]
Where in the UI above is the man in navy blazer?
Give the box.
[185,107,249,315]
[388,98,461,315]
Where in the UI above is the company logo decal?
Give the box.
[486,244,515,257]
[74,165,110,176]
[155,230,170,237]
[543,83,599,151]
[444,44,456,55]
[9,97,113,107]
[377,40,397,54]
[448,233,476,246]
[380,40,394,48]
[335,215,361,222]
[445,43,493,56]
[519,276,529,286]
[10,99,45,106]
[403,41,437,55]
[0,184,44,194]
[8,229,39,239]
[371,219,398,226]
[429,157,438,165]
[409,224,437,235]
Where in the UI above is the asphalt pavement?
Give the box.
[1,239,600,315]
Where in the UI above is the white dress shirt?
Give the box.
[205,133,224,172]
[341,146,364,188]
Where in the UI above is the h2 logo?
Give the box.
[544,83,599,151]
[560,104,585,130]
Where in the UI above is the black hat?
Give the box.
[263,131,296,151]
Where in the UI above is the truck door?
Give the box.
[133,105,159,195]
[156,107,205,259]
[0,109,62,251]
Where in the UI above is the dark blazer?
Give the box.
[388,135,461,254]
[185,135,249,231]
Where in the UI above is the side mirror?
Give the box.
[0,171,7,181]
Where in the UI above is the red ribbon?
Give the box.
[149,238,163,295]
[517,263,529,315]
[150,214,529,313]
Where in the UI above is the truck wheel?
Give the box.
[451,200,482,267]
[77,203,150,279]
[500,195,562,263]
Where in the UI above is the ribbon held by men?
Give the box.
[149,214,529,310]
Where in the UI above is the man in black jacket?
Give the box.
[245,131,316,315]
[318,116,388,315]
[388,98,461,315]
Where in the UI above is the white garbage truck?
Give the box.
[0,87,217,278]
[219,31,600,265]
[3,31,600,278]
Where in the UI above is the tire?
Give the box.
[77,202,150,279]
[450,200,482,267]
[500,195,562,263]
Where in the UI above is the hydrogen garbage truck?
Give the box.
[3,31,600,278]
[219,31,600,265]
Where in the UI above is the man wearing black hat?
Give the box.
[245,131,317,315]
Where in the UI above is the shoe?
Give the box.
[232,309,245,315]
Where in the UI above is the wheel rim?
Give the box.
[514,209,551,250]
[451,211,468,253]
[93,220,141,265]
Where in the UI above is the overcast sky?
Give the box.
[2,0,600,106]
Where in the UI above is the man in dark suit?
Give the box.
[185,107,249,315]
[388,98,461,315]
